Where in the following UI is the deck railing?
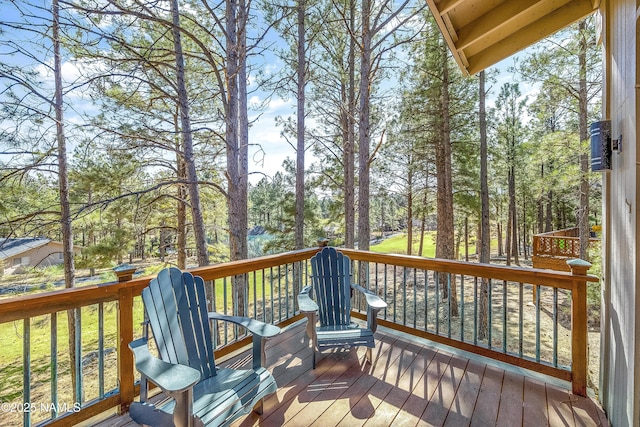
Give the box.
[0,247,597,426]
[0,248,317,427]
[533,227,582,258]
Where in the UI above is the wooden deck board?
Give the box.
[469,364,503,427]
[523,377,549,427]
[442,359,485,427]
[418,353,468,426]
[496,369,525,425]
[91,329,609,427]
[546,383,576,427]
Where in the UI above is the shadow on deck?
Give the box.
[90,323,608,427]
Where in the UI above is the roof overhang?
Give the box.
[425,0,600,76]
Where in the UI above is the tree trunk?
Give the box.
[295,0,305,251]
[174,111,187,269]
[293,0,306,305]
[344,0,356,249]
[577,19,590,261]
[233,0,250,315]
[418,184,428,257]
[507,158,519,266]
[358,0,372,257]
[522,195,528,260]
[53,0,78,399]
[478,71,490,340]
[407,170,413,255]
[177,161,187,269]
[464,217,468,262]
[545,190,553,232]
[170,0,209,267]
[497,221,503,257]
[435,43,458,316]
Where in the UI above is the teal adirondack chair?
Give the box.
[128,268,280,427]
[298,247,387,368]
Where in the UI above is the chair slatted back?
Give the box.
[310,247,352,327]
[142,267,217,378]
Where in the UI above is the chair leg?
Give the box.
[253,398,264,415]
[172,388,194,427]
[366,347,373,365]
[312,349,316,369]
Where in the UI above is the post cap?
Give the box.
[113,263,137,282]
[566,258,592,275]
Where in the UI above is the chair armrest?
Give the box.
[129,338,200,394]
[208,313,280,338]
[298,286,319,313]
[351,284,387,311]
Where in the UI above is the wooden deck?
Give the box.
[89,325,608,427]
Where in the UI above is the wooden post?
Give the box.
[567,258,590,397]
[118,286,135,413]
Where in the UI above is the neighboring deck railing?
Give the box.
[533,227,582,258]
[532,227,600,271]
[0,247,597,426]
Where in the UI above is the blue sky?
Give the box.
[0,1,537,185]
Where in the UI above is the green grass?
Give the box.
[371,232,437,256]
[370,232,492,258]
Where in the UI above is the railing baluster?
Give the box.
[424,270,429,332]
[383,264,388,320]
[503,280,507,353]
[270,267,275,324]
[253,271,258,320]
[99,302,105,399]
[393,265,397,324]
[488,278,492,349]
[211,279,218,348]
[51,312,58,419]
[75,307,82,404]
[262,269,266,323]
[402,267,407,325]
[519,283,523,358]
[435,272,440,335]
[365,259,370,291]
[473,276,478,345]
[536,284,541,362]
[553,287,558,367]
[460,274,465,341]
[447,273,452,338]
[278,265,282,323]
[223,277,228,345]
[285,266,290,319]
[413,268,417,329]
[375,262,379,300]
[23,318,31,427]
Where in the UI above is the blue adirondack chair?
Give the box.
[128,267,280,427]
[298,247,387,368]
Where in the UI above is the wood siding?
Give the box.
[601,1,640,425]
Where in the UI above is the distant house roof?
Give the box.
[0,238,53,260]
